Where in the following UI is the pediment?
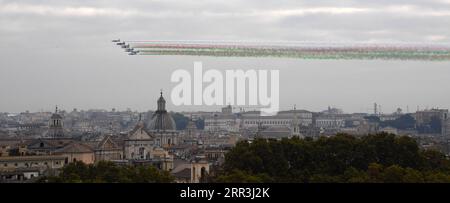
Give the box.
[128,126,154,140]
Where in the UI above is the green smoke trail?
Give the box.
[123,41,450,61]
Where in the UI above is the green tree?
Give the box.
[172,113,189,130]
[213,133,450,183]
[195,119,205,130]
[382,165,405,183]
[39,161,174,183]
[381,114,415,130]
[214,169,268,183]
[402,168,424,183]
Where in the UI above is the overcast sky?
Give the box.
[1,0,450,113]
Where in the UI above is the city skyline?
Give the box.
[2,0,450,114]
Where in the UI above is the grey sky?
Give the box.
[1,0,450,113]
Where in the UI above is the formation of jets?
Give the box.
[112,39,139,55]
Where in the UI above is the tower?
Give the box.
[374,102,378,115]
[291,105,301,137]
[191,157,210,183]
[48,106,64,138]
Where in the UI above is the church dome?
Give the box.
[147,113,176,131]
[147,91,177,131]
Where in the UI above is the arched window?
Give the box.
[139,147,145,159]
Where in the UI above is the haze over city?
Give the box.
[1,0,450,113]
[1,56,450,114]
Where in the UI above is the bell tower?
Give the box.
[48,106,64,138]
[291,105,301,137]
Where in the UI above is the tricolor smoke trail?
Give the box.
[115,40,450,61]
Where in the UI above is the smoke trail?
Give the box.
[117,41,450,61]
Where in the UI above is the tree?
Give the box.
[402,168,424,183]
[195,119,205,130]
[212,133,450,183]
[367,163,383,182]
[382,165,405,183]
[381,114,415,130]
[172,113,189,130]
[214,169,271,183]
[38,161,174,183]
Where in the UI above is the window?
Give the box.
[14,163,18,167]
[3,163,6,167]
[139,147,145,159]
[199,167,208,183]
[39,142,44,148]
